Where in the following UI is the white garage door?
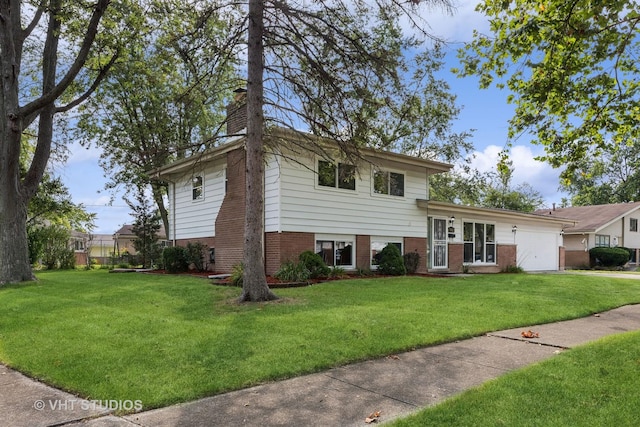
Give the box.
[515,230,559,271]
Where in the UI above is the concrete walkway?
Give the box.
[3,304,640,427]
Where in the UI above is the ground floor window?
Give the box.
[370,238,403,268]
[595,234,610,247]
[315,235,354,268]
[463,221,495,263]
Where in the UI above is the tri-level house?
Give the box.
[154,97,572,275]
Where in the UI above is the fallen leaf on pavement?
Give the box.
[365,410,381,423]
[521,330,539,338]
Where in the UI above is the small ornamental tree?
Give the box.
[126,188,162,269]
[377,244,406,276]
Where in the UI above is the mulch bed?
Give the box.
[143,269,452,288]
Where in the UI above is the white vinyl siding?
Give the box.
[265,157,281,232]
[272,154,428,237]
[171,158,226,239]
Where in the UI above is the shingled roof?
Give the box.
[534,202,640,233]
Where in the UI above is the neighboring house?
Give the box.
[152,98,571,275]
[536,202,640,268]
[70,231,89,266]
[113,224,168,257]
[71,232,121,266]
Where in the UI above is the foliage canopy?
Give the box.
[457,0,640,179]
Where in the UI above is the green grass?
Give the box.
[391,331,640,426]
[0,270,639,412]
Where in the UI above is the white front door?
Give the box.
[432,218,448,269]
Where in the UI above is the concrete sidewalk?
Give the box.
[4,305,640,427]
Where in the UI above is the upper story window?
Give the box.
[631,218,638,232]
[595,234,610,247]
[74,240,85,251]
[318,160,355,190]
[192,175,204,200]
[373,169,405,197]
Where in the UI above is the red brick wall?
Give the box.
[356,235,370,271]
[214,148,246,273]
[565,250,590,268]
[265,231,314,275]
[498,243,517,271]
[559,246,565,271]
[404,237,428,273]
[447,243,464,273]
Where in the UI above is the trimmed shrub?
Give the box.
[589,247,630,267]
[377,244,406,276]
[185,241,208,271]
[163,246,188,273]
[403,251,420,274]
[298,250,331,278]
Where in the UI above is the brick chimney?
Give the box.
[226,88,247,135]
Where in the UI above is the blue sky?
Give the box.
[54,1,568,234]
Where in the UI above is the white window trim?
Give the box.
[315,234,356,269]
[462,220,497,265]
[371,168,406,198]
[370,236,403,269]
[192,174,204,202]
[315,158,357,193]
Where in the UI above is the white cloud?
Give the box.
[65,140,101,164]
[399,0,490,44]
[470,144,568,206]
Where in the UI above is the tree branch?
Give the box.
[19,0,111,118]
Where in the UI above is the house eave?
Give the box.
[418,200,577,226]
[150,136,246,180]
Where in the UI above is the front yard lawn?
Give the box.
[392,330,640,426]
[0,270,639,411]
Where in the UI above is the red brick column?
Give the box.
[497,243,517,271]
[404,237,428,274]
[447,243,464,273]
[356,235,371,271]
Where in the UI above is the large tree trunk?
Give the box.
[239,0,278,302]
[0,142,34,285]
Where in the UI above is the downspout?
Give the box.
[171,181,177,246]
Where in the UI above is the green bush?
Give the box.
[163,246,188,273]
[377,244,406,276]
[329,266,347,278]
[403,251,420,274]
[274,261,310,282]
[230,263,244,287]
[185,242,208,271]
[589,247,630,267]
[502,264,524,273]
[298,250,330,278]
